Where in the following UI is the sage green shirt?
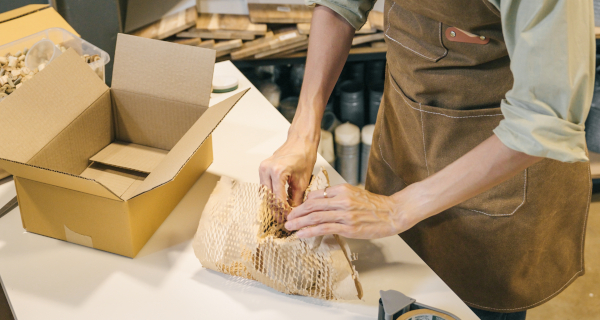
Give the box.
[307,0,596,162]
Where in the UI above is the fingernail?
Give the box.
[284,222,293,230]
[296,230,306,238]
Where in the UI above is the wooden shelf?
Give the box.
[230,44,387,67]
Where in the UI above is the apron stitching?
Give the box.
[467,169,527,217]
[390,76,527,217]
[418,102,430,176]
[436,22,449,60]
[378,108,395,174]
[463,270,583,311]
[582,163,592,267]
[389,76,503,118]
[465,165,589,311]
[385,3,447,62]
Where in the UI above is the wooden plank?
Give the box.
[231,30,305,60]
[210,39,243,58]
[299,20,376,36]
[214,39,243,52]
[177,29,255,40]
[297,23,310,35]
[170,38,215,48]
[369,10,385,31]
[172,38,201,46]
[196,14,267,36]
[247,3,313,24]
[236,41,386,61]
[255,39,309,59]
[198,39,216,48]
[371,41,387,48]
[356,20,377,34]
[352,33,384,46]
[132,7,197,40]
[216,48,238,58]
[266,44,387,60]
[349,44,387,54]
[267,43,309,59]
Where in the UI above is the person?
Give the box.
[259,0,595,319]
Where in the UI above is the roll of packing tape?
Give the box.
[212,75,239,93]
[398,309,452,320]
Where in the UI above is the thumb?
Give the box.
[272,171,290,206]
[289,180,307,207]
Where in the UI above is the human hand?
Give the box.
[284,184,423,239]
[259,134,319,207]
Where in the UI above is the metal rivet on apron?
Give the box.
[479,35,486,40]
[450,31,456,37]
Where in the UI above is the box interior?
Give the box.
[0,33,221,201]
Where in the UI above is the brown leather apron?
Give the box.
[365,0,591,312]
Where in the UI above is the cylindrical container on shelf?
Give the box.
[334,78,349,97]
[366,60,386,83]
[350,62,365,84]
[325,96,335,113]
[361,125,375,185]
[321,111,341,133]
[369,81,384,124]
[258,81,282,108]
[333,78,350,117]
[280,97,299,123]
[290,64,305,94]
[255,65,281,82]
[318,130,336,167]
[340,81,365,127]
[335,122,361,186]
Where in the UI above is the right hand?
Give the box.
[259,133,320,207]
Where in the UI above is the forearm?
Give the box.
[289,5,355,144]
[397,134,543,221]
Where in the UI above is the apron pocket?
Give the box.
[387,73,527,217]
[384,2,448,62]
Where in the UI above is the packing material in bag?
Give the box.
[193,168,362,300]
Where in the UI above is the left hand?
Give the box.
[284,184,421,239]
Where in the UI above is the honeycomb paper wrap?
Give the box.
[193,169,363,300]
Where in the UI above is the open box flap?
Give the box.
[128,89,249,199]
[0,4,48,24]
[0,159,121,201]
[111,34,216,107]
[0,49,109,164]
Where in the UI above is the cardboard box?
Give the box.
[0,4,79,44]
[0,34,249,257]
[0,4,80,180]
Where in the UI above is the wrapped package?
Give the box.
[193,168,363,300]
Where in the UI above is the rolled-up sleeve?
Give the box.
[306,0,376,30]
[489,0,596,162]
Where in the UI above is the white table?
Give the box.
[0,61,478,320]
